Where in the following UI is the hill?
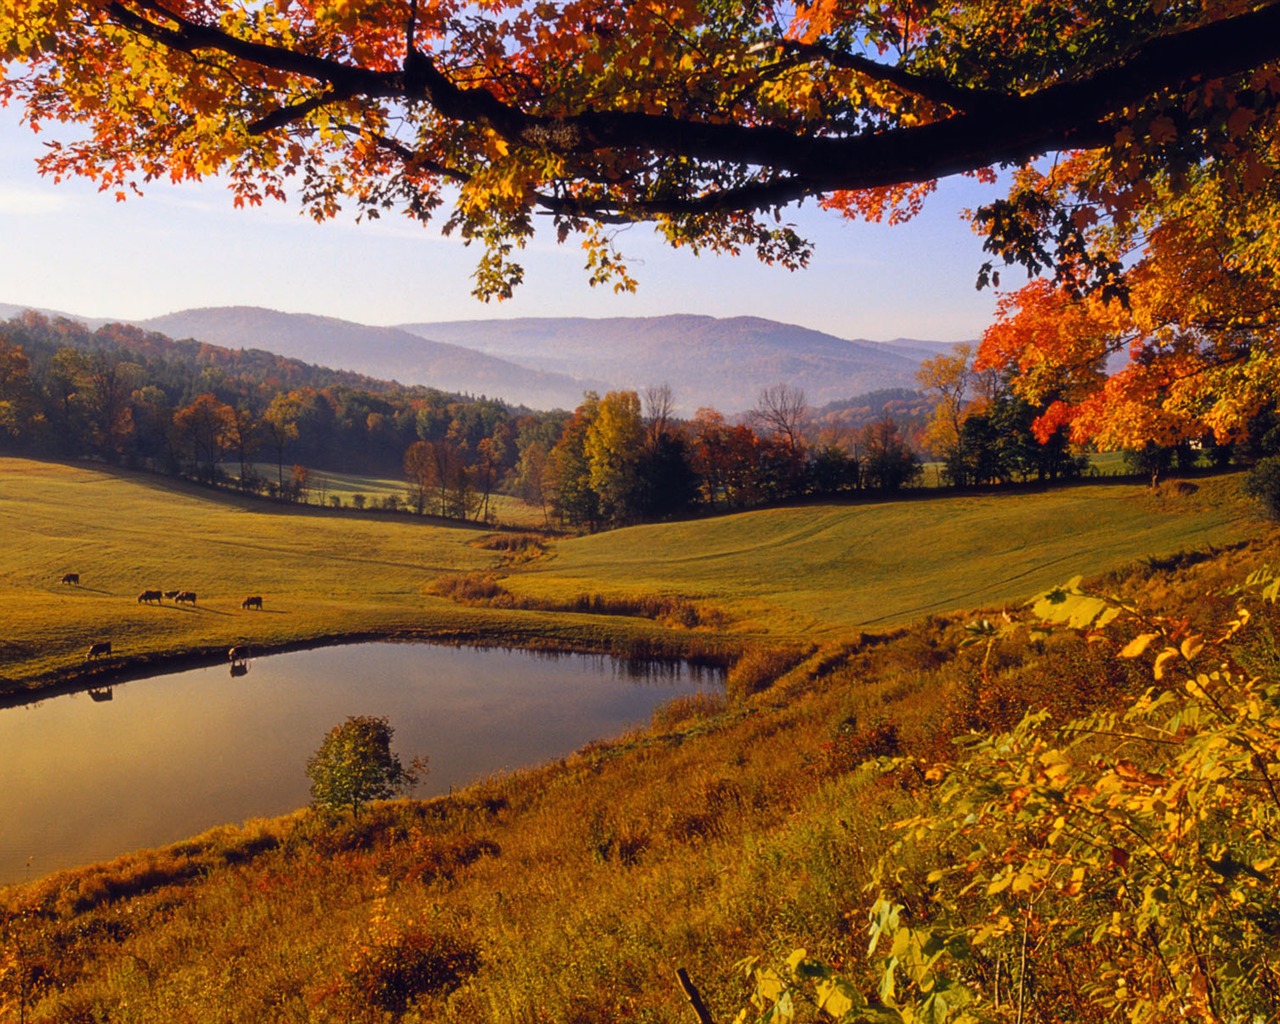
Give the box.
[0,457,1260,689]
[0,457,1274,1024]
[5,301,961,413]
[396,313,939,413]
[137,306,599,409]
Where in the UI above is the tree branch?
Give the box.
[99,0,1280,205]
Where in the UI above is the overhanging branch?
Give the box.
[99,0,1280,204]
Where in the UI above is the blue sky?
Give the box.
[0,105,1003,341]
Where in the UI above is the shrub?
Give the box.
[348,926,479,1013]
[725,646,807,700]
[1244,454,1280,519]
[650,690,726,731]
[814,717,901,779]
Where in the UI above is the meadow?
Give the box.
[1,455,1276,1022]
[0,457,1260,695]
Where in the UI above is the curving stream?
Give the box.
[0,642,722,884]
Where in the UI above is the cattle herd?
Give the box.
[63,573,266,661]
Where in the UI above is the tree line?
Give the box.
[4,312,1276,532]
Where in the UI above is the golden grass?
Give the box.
[1,489,1277,1022]
[0,458,1263,693]
[511,475,1260,639]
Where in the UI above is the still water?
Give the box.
[0,643,722,884]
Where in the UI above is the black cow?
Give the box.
[242,595,263,611]
[86,641,111,659]
[137,589,162,604]
[61,572,80,585]
[175,591,197,606]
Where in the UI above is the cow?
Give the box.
[163,590,181,600]
[242,595,263,611]
[228,644,249,663]
[137,589,163,604]
[61,572,80,585]
[175,591,197,606]
[86,641,111,660]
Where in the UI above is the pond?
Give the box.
[0,642,722,884]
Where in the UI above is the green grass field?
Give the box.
[0,456,1264,691]
[513,476,1261,638]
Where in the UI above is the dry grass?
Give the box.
[5,538,1280,1023]
[1,456,1276,1022]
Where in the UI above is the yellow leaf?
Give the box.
[1180,634,1204,660]
[1153,648,1179,681]
[1120,633,1160,658]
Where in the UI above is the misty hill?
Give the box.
[0,302,117,331]
[5,301,966,413]
[397,314,949,412]
[137,307,601,410]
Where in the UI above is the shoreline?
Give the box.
[0,623,738,710]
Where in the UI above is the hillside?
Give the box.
[137,306,599,409]
[4,301,959,413]
[0,457,1261,688]
[397,314,940,413]
[1,458,1275,1024]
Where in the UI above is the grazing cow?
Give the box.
[242,595,263,611]
[163,590,180,600]
[175,591,197,606]
[137,589,163,604]
[86,641,111,660]
[229,644,248,663]
[61,572,80,585]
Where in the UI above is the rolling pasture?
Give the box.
[0,456,1263,691]
[517,475,1261,638]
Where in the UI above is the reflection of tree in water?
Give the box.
[520,647,726,686]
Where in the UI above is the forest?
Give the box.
[7,311,1274,533]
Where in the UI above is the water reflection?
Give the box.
[0,642,723,884]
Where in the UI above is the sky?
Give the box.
[0,104,1004,342]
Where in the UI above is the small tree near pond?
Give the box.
[305,716,426,818]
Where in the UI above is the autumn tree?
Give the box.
[174,392,236,482]
[7,0,1280,454]
[754,384,808,456]
[403,439,438,515]
[861,417,921,492]
[5,0,1279,304]
[473,435,505,524]
[225,404,262,489]
[288,463,312,503]
[0,341,40,446]
[77,350,141,461]
[262,392,303,489]
[548,394,602,530]
[916,344,973,477]
[584,390,644,527]
[690,409,765,510]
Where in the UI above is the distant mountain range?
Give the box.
[2,302,964,413]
